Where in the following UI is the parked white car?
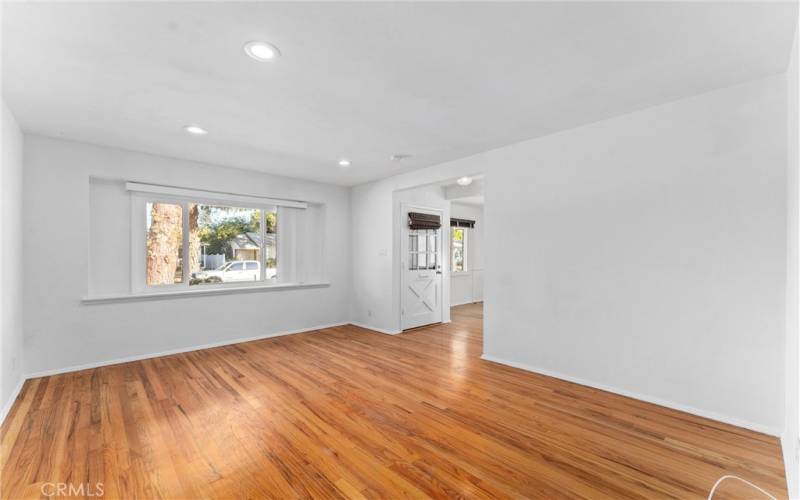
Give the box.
[192,260,277,283]
[194,260,260,283]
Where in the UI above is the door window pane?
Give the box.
[409,229,441,270]
[428,231,438,269]
[418,251,428,270]
[146,202,183,285]
[409,231,422,270]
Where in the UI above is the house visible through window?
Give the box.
[144,201,278,288]
[451,227,466,272]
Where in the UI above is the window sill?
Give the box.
[82,281,331,304]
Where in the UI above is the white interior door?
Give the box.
[402,207,443,330]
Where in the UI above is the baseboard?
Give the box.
[480,353,781,437]
[450,300,481,307]
[1,376,26,426]
[782,433,799,499]
[450,300,475,307]
[349,322,401,335]
[25,321,349,379]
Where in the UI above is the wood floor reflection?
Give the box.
[0,303,787,499]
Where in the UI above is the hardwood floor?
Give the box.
[1,303,787,499]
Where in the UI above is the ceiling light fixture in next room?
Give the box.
[244,41,281,61]
[457,176,473,186]
[184,125,208,135]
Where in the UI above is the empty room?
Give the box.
[2,1,800,499]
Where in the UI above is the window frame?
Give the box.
[131,192,280,294]
[451,226,468,273]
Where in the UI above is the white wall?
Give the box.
[351,181,396,332]
[1,100,25,422]
[351,74,788,434]
[785,21,799,498]
[450,202,483,306]
[483,75,787,434]
[22,136,351,375]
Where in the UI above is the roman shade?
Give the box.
[408,212,441,230]
[450,218,475,228]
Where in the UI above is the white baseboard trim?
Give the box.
[25,321,349,379]
[349,322,401,335]
[450,300,480,307]
[782,433,799,499]
[1,377,26,426]
[450,300,475,307]
[481,353,781,437]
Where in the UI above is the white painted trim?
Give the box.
[26,322,349,379]
[82,281,330,304]
[126,182,307,209]
[481,353,781,437]
[782,433,799,499]
[0,377,25,426]
[450,299,479,307]
[349,322,401,335]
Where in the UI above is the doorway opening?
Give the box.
[447,183,484,316]
[396,176,484,332]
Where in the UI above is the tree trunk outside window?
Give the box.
[188,204,201,275]
[146,203,182,285]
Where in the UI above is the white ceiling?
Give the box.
[3,2,797,186]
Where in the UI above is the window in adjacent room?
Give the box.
[451,226,466,273]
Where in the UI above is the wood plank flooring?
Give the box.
[1,303,788,499]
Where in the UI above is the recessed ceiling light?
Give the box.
[456,176,473,186]
[338,159,351,167]
[184,125,208,135]
[391,154,412,162]
[244,41,281,61]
